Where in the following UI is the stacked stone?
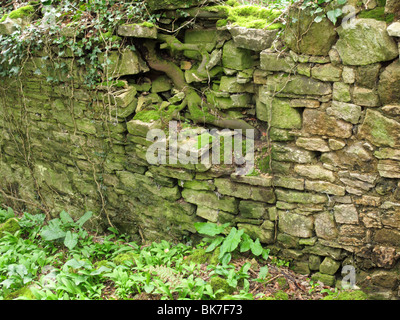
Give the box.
[1,1,400,297]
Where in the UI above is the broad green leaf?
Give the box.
[250,238,263,256]
[194,222,229,237]
[64,231,78,250]
[337,0,347,4]
[205,236,224,253]
[40,219,66,241]
[219,227,244,258]
[77,211,93,227]
[262,248,270,261]
[240,234,253,253]
[220,252,232,265]
[60,210,74,224]
[258,266,269,280]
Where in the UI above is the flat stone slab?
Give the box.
[118,24,157,39]
[228,26,278,51]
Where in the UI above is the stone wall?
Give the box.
[1,1,400,298]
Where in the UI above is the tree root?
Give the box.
[141,36,260,138]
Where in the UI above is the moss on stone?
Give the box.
[322,290,368,300]
[7,5,35,20]
[0,218,21,237]
[184,247,220,265]
[113,251,139,266]
[133,109,161,122]
[218,5,283,30]
[5,286,35,300]
[358,7,394,23]
[0,14,8,23]
[210,276,235,299]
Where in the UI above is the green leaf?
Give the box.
[77,211,92,228]
[220,252,231,265]
[240,234,253,253]
[337,0,347,4]
[219,227,244,259]
[261,248,270,261]
[60,210,74,224]
[250,238,263,256]
[205,236,224,253]
[194,222,229,237]
[40,219,66,241]
[314,15,324,23]
[64,231,78,250]
[327,8,342,25]
[258,266,269,280]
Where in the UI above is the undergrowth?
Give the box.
[0,205,366,300]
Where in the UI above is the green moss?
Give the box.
[358,7,395,23]
[113,251,139,266]
[184,247,220,265]
[133,109,161,122]
[322,290,368,300]
[8,5,35,20]
[5,286,35,300]
[259,290,289,300]
[0,14,8,23]
[0,218,20,238]
[141,21,155,28]
[210,276,235,299]
[222,5,283,29]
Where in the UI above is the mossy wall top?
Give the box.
[0,0,400,298]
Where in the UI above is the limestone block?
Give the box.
[336,19,398,65]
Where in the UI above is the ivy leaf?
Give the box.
[327,8,342,25]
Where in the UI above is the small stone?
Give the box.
[278,211,314,238]
[311,272,336,286]
[342,66,355,84]
[311,64,342,82]
[387,22,400,37]
[315,211,338,240]
[222,40,254,71]
[305,180,346,196]
[273,175,304,191]
[294,164,336,183]
[118,23,157,39]
[275,189,328,204]
[319,257,341,275]
[352,87,380,107]
[302,109,353,139]
[239,200,268,219]
[229,27,278,51]
[326,101,362,124]
[358,109,400,147]
[296,137,330,152]
[260,50,295,73]
[334,204,359,224]
[328,139,346,151]
[332,82,351,102]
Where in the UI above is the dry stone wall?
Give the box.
[1,1,400,298]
